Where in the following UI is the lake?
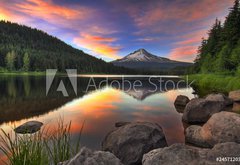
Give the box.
[0,75,196,150]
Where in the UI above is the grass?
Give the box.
[0,120,84,165]
[186,74,240,97]
[0,71,46,76]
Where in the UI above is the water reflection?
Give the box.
[0,75,195,150]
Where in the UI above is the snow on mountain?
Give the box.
[115,49,171,63]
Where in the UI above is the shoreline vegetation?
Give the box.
[0,120,84,165]
[0,71,46,76]
[187,74,240,96]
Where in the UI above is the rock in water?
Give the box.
[142,142,240,165]
[14,121,43,134]
[229,90,240,102]
[102,122,167,165]
[182,98,225,123]
[58,147,122,165]
[185,112,240,147]
[205,93,233,106]
[174,95,190,107]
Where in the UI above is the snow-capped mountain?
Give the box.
[116,49,171,63]
[111,49,192,71]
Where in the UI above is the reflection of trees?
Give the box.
[7,77,17,98]
[23,76,30,97]
[0,76,96,124]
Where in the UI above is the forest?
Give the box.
[194,0,240,74]
[0,21,134,74]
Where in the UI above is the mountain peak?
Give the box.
[114,49,170,63]
[111,48,193,71]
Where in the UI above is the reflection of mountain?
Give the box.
[110,77,189,100]
[124,89,160,100]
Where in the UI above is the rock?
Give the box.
[174,105,185,113]
[182,98,225,123]
[14,121,43,134]
[205,93,233,106]
[58,147,122,165]
[232,102,240,113]
[185,125,211,148]
[115,122,130,127]
[206,142,240,163]
[174,95,190,107]
[185,112,240,147]
[102,122,167,165]
[142,142,240,165]
[229,90,240,102]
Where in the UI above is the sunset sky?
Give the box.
[0,0,235,62]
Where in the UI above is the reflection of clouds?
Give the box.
[165,88,195,102]
[0,87,195,150]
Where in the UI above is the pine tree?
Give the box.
[23,52,30,71]
[222,0,240,46]
[5,51,16,71]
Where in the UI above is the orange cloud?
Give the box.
[0,1,28,22]
[73,33,121,60]
[169,29,209,62]
[16,0,84,21]
[169,46,197,62]
[0,8,10,20]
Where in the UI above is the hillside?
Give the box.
[0,21,132,73]
[112,49,192,71]
[194,0,240,74]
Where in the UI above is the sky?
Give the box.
[0,0,235,62]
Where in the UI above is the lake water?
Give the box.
[0,75,196,150]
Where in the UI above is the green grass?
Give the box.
[0,120,84,165]
[186,74,240,97]
[0,71,46,76]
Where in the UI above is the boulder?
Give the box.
[142,142,240,165]
[102,122,167,165]
[58,147,122,165]
[185,125,211,148]
[174,95,190,107]
[205,93,233,106]
[115,122,130,127]
[229,90,240,102]
[185,112,240,147]
[174,105,185,113]
[182,98,225,123]
[232,102,240,113]
[14,121,43,134]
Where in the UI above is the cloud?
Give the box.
[169,46,197,62]
[73,33,121,60]
[16,0,87,20]
[0,0,235,62]
[168,29,209,62]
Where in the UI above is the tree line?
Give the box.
[0,21,134,74]
[194,0,240,74]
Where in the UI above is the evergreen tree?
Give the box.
[194,0,240,73]
[23,52,30,71]
[222,0,240,46]
[5,51,16,71]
